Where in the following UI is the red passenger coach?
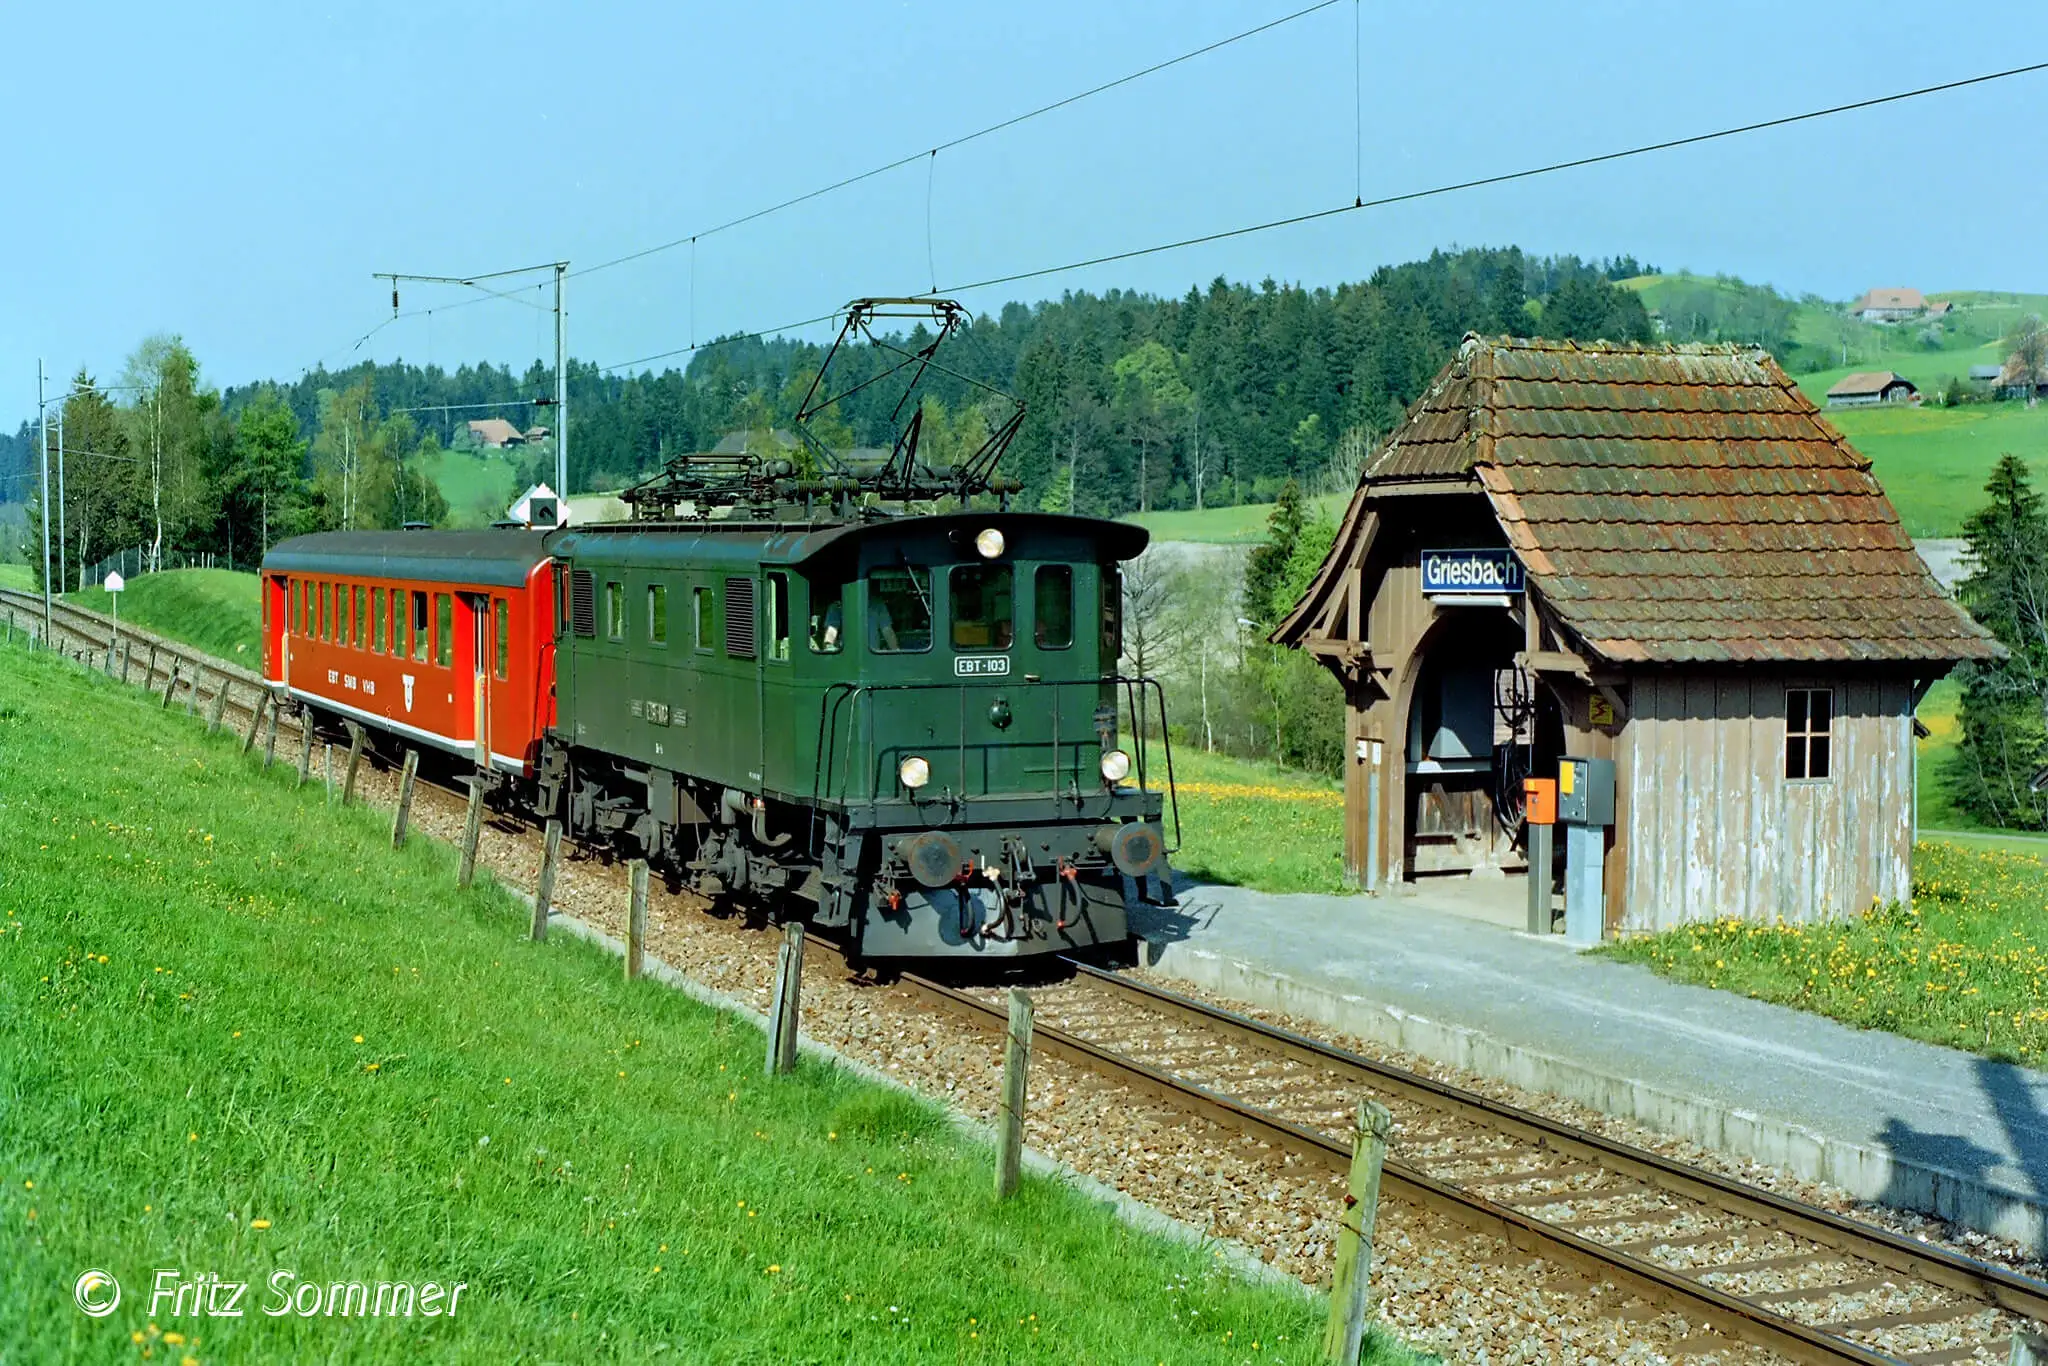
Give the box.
[261,530,555,775]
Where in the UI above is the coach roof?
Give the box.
[263,529,552,589]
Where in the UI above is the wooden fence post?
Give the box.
[458,776,485,888]
[391,750,419,848]
[340,722,366,806]
[2013,1329,2048,1365]
[296,717,316,788]
[184,669,201,716]
[207,677,230,734]
[625,859,650,980]
[120,640,132,684]
[1322,1098,1394,1366]
[532,819,562,940]
[765,921,805,1074]
[145,645,157,689]
[323,743,334,802]
[102,642,114,675]
[241,691,266,756]
[160,664,180,709]
[996,988,1034,1199]
[262,703,280,770]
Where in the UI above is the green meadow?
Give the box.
[70,568,262,662]
[0,642,1423,1365]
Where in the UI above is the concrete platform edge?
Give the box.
[527,899,1307,1295]
[1142,937,2048,1255]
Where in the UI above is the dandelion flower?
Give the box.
[249,1219,270,1230]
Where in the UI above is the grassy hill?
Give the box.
[70,567,261,661]
[418,444,526,528]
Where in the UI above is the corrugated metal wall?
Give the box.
[1620,673,1914,930]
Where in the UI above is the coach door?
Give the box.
[465,592,489,766]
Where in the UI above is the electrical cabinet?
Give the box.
[1557,755,1614,826]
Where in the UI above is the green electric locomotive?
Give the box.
[539,299,1177,960]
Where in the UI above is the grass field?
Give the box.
[1600,841,2048,1066]
[0,563,31,590]
[70,568,261,662]
[0,643,1421,1364]
[1170,749,1352,895]
[1128,495,1346,546]
[419,445,526,528]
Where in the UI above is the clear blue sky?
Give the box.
[5,0,2047,424]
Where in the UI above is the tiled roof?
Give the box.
[1853,287,1925,312]
[1826,370,1913,398]
[1352,336,1999,665]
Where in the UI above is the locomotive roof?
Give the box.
[263,529,552,588]
[550,511,1149,569]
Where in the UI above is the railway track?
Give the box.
[15,586,2048,1363]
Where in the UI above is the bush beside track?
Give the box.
[0,642,1423,1364]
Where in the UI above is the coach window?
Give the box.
[319,582,331,641]
[386,589,400,654]
[767,573,790,662]
[435,593,453,667]
[605,581,624,641]
[410,591,429,662]
[1034,565,1074,649]
[693,585,715,653]
[647,584,668,646]
[1786,687,1832,781]
[868,566,932,653]
[353,586,367,649]
[494,598,509,679]
[950,564,1013,650]
[338,584,350,645]
[370,589,383,654]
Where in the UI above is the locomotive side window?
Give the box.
[949,564,1013,649]
[808,577,845,653]
[647,584,668,646]
[1034,565,1074,649]
[693,585,715,653]
[411,591,429,662]
[436,593,453,667]
[370,590,383,654]
[869,567,931,653]
[494,598,509,679]
[605,581,624,641]
[767,573,789,662]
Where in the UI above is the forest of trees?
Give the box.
[1,246,1660,582]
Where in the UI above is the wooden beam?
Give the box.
[1516,649,1591,677]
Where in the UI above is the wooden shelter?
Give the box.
[1274,336,1999,933]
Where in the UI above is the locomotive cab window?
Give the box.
[693,585,715,652]
[767,573,789,662]
[869,566,931,653]
[1101,565,1123,665]
[647,584,667,646]
[950,564,1013,649]
[605,581,624,641]
[1786,687,1832,781]
[1034,565,1074,649]
[808,577,845,654]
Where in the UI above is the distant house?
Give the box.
[523,425,551,444]
[712,428,799,455]
[1850,288,1927,323]
[1969,364,2005,384]
[1825,371,1919,407]
[1925,300,1953,319]
[1998,355,2048,399]
[465,418,525,448]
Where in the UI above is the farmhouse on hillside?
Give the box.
[1850,287,1927,322]
[1825,371,1919,407]
[465,417,526,448]
[1274,335,1998,934]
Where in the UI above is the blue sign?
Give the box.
[1420,547,1525,595]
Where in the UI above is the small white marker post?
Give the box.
[103,571,124,653]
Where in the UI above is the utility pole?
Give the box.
[55,400,65,598]
[554,261,568,500]
[37,359,51,640]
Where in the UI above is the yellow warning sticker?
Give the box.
[1560,762,1576,796]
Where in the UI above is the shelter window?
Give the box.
[494,597,509,679]
[647,584,668,646]
[411,591,429,662]
[950,564,1013,650]
[808,578,845,654]
[766,573,789,662]
[370,589,384,654]
[435,593,453,667]
[1034,565,1074,649]
[605,581,624,641]
[352,586,367,649]
[869,566,932,653]
[1785,688,1832,781]
[693,585,715,652]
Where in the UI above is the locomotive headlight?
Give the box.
[974,527,1006,559]
[1099,748,1132,783]
[899,755,932,790]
